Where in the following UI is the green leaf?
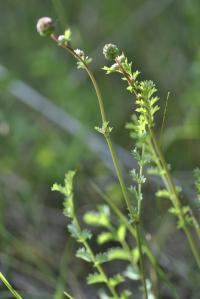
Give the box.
[107,248,129,261]
[123,265,140,280]
[76,247,92,262]
[83,205,110,227]
[64,28,71,41]
[98,290,112,299]
[95,122,113,135]
[117,225,126,242]
[52,171,76,218]
[109,274,124,287]
[87,272,106,285]
[95,252,109,265]
[120,290,132,299]
[67,220,80,239]
[155,189,171,199]
[97,231,115,245]
[79,229,92,242]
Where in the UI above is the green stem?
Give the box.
[83,242,119,299]
[116,57,200,269]
[92,182,179,299]
[148,127,200,269]
[74,218,119,299]
[135,225,148,299]
[0,272,22,299]
[51,35,149,296]
[92,182,180,298]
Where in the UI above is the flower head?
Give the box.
[36,17,54,36]
[74,49,85,57]
[103,44,119,60]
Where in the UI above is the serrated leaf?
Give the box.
[79,229,92,242]
[109,274,124,287]
[67,220,80,239]
[87,272,106,285]
[76,247,92,262]
[95,252,109,265]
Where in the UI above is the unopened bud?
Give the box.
[74,49,85,57]
[58,35,66,45]
[103,43,119,60]
[36,17,54,36]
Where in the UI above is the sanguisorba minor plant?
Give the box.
[36,17,200,298]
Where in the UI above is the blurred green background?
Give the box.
[0,0,200,298]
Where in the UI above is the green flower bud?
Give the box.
[36,17,54,36]
[103,43,119,60]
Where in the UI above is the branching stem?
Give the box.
[51,34,149,298]
[116,58,200,269]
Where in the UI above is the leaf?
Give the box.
[83,205,110,227]
[120,290,132,299]
[123,265,140,280]
[76,247,92,262]
[107,248,129,261]
[98,290,112,299]
[87,272,106,285]
[109,274,124,287]
[95,252,109,265]
[64,28,71,41]
[97,231,115,245]
[52,171,76,218]
[117,225,126,242]
[79,229,92,242]
[67,220,80,239]
[155,189,171,199]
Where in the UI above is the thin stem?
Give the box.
[51,35,149,296]
[0,272,22,299]
[117,58,200,269]
[83,242,119,299]
[135,225,148,299]
[105,136,133,214]
[73,217,119,299]
[91,182,179,299]
[149,127,200,269]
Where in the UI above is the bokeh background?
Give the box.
[0,0,200,298]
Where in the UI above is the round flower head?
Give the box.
[74,49,85,57]
[103,43,119,60]
[36,17,54,36]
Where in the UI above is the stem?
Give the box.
[83,241,119,299]
[149,127,200,269]
[105,136,133,214]
[74,218,119,299]
[0,272,22,299]
[51,35,149,296]
[92,182,179,299]
[135,144,148,299]
[135,225,148,299]
[116,57,200,269]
